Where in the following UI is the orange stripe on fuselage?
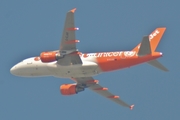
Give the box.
[94,51,162,72]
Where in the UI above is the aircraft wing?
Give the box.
[60,8,79,51]
[72,77,134,109]
[58,8,82,65]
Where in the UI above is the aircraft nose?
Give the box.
[10,65,21,76]
[10,66,18,75]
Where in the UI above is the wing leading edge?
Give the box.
[72,77,134,110]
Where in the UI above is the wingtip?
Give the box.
[130,104,134,110]
[70,8,76,13]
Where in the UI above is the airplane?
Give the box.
[10,8,168,110]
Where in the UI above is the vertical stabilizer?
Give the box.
[132,27,166,52]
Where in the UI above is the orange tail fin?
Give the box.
[132,27,166,52]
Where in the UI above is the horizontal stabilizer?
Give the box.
[138,36,151,56]
[147,60,168,72]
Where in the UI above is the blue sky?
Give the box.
[0,0,179,120]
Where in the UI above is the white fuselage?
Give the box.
[10,56,102,78]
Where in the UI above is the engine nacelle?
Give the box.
[40,52,60,63]
[60,84,77,95]
[60,84,85,95]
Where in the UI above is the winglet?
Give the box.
[130,104,134,110]
[70,8,76,13]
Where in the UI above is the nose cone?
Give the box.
[10,65,20,76]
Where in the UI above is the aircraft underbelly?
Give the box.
[47,62,101,78]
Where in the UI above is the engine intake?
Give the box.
[40,52,61,63]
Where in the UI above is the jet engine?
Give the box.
[60,84,84,95]
[40,52,61,62]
